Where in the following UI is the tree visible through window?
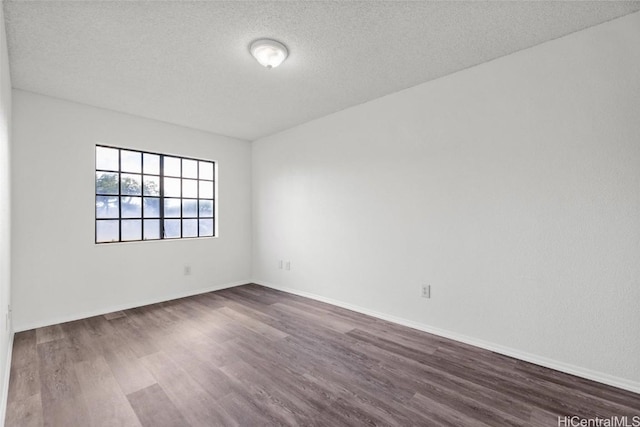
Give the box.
[95,145,215,243]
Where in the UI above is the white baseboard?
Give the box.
[254,280,640,395]
[13,280,250,332]
[0,331,14,426]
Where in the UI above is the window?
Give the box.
[95,145,215,243]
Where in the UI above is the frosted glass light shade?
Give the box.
[250,39,288,69]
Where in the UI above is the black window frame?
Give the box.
[95,144,216,244]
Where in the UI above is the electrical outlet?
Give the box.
[285,261,291,271]
[184,265,192,276]
[421,285,430,299]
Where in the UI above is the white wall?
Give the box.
[252,12,640,390]
[11,90,252,330]
[0,3,13,415]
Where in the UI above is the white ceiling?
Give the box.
[4,1,640,141]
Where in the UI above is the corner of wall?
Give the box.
[0,2,14,422]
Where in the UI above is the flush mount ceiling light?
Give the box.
[249,39,288,69]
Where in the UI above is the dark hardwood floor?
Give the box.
[5,284,640,426]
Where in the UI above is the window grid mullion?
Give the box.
[141,153,145,240]
[118,149,122,242]
[180,159,183,239]
[160,155,165,239]
[197,161,200,237]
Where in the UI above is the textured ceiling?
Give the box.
[4,1,640,141]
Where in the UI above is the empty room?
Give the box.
[0,1,639,426]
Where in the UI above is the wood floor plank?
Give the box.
[515,359,640,412]
[7,366,40,403]
[7,284,639,426]
[223,284,284,306]
[36,339,92,427]
[224,338,340,416]
[271,301,355,334]
[36,339,83,403]
[412,376,530,426]
[287,332,417,403]
[58,320,101,363]
[129,305,237,369]
[188,292,228,310]
[127,384,189,427]
[102,345,157,396]
[5,393,43,427]
[346,327,437,362]
[140,351,238,427]
[103,311,126,320]
[84,316,157,395]
[409,391,494,427]
[74,357,141,427]
[220,359,318,426]
[426,347,622,419]
[229,328,421,425]
[217,392,285,426]
[34,325,64,345]
[163,344,234,400]
[108,316,159,358]
[529,407,568,427]
[11,330,38,370]
[350,334,534,422]
[216,306,289,341]
[7,331,41,405]
[169,298,239,342]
